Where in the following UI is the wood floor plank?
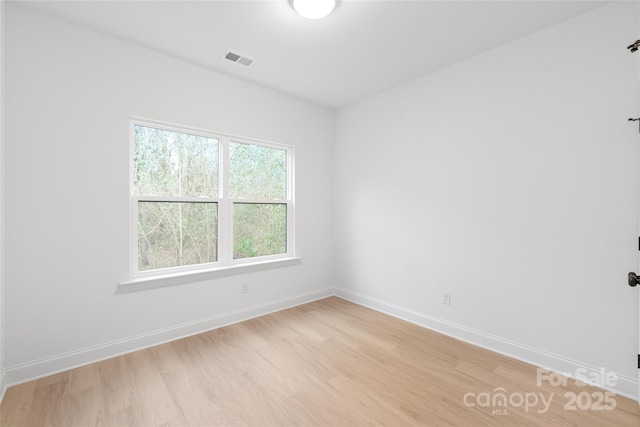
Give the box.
[2,296,640,426]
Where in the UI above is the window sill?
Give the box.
[118,257,302,293]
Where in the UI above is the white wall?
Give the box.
[335,2,639,397]
[4,4,334,383]
[0,0,6,401]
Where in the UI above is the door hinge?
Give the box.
[628,40,640,53]
[637,354,640,369]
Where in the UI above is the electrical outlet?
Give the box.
[241,283,249,294]
[442,291,451,305]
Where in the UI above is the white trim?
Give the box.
[130,116,225,142]
[231,198,289,205]
[220,137,231,263]
[119,256,302,292]
[3,288,636,401]
[0,370,6,405]
[333,288,638,400]
[128,121,137,279]
[287,145,296,258]
[136,195,221,203]
[129,117,296,284]
[4,287,332,387]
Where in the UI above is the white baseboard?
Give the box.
[334,288,638,401]
[4,287,334,387]
[4,286,637,403]
[0,369,6,404]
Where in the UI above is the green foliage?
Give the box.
[138,202,218,271]
[135,125,219,271]
[233,204,287,259]
[134,124,289,271]
[230,142,286,199]
[229,142,289,259]
[134,125,219,197]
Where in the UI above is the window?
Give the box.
[130,118,294,281]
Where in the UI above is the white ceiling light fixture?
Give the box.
[292,0,336,19]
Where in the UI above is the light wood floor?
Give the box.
[2,296,640,426]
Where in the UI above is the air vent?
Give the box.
[223,51,255,67]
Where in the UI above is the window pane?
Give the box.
[233,204,287,259]
[138,202,218,271]
[229,142,286,199]
[134,125,219,197]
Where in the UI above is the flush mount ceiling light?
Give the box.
[292,0,336,19]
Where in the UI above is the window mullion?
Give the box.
[131,194,139,278]
[135,195,220,203]
[287,146,295,257]
[231,198,289,204]
[220,138,233,265]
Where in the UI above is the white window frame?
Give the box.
[122,117,297,290]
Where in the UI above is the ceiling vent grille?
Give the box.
[224,51,254,67]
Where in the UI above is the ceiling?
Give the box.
[12,0,609,109]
